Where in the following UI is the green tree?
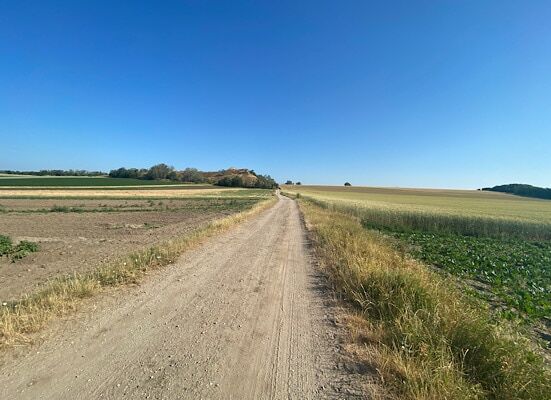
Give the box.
[146,164,173,180]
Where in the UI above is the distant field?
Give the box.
[281,185,551,223]
[0,175,268,200]
[0,176,186,187]
[0,187,269,200]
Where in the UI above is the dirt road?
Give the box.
[0,195,366,399]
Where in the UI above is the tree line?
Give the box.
[0,169,105,176]
[481,183,551,200]
[109,164,278,189]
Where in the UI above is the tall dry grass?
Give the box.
[299,199,550,399]
[0,196,276,350]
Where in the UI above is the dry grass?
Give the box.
[299,199,551,400]
[0,196,276,350]
[0,187,241,198]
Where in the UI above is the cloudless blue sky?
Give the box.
[1,1,550,188]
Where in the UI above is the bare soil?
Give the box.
[0,195,376,399]
[0,199,243,300]
[0,187,238,198]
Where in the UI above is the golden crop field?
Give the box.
[282,185,551,223]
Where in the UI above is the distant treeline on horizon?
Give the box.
[0,169,106,176]
[482,183,551,200]
[1,164,278,189]
[109,164,278,189]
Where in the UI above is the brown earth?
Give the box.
[0,194,377,399]
[0,187,239,198]
[0,199,246,300]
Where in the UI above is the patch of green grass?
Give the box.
[386,230,551,322]
[0,235,38,261]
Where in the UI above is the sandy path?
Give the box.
[0,195,366,399]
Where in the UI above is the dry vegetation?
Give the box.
[299,200,550,399]
[0,187,243,198]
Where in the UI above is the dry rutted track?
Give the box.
[1,195,363,399]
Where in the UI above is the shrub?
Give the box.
[0,235,38,261]
[11,241,39,260]
[50,205,70,212]
[0,235,12,256]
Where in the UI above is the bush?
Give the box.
[0,235,12,256]
[11,241,39,260]
[50,205,70,212]
[344,182,351,186]
[0,235,38,261]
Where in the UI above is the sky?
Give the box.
[1,1,550,188]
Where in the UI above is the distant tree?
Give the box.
[179,168,206,183]
[109,167,142,179]
[216,175,244,187]
[146,164,173,180]
[109,167,128,178]
[254,174,278,189]
[344,182,352,186]
[285,180,293,185]
[296,182,302,185]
